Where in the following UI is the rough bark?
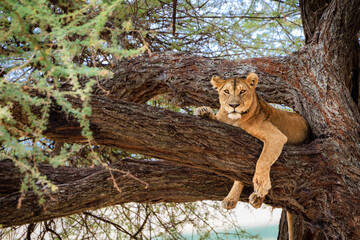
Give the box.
[276,1,360,239]
[300,0,330,44]
[0,159,234,227]
[278,210,325,240]
[90,53,296,109]
[300,0,360,105]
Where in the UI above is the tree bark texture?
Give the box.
[278,210,326,240]
[1,0,360,239]
[0,159,235,227]
[277,1,360,239]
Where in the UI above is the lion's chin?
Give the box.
[228,112,242,120]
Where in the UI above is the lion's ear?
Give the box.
[211,76,226,89]
[246,73,258,88]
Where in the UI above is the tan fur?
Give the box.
[195,73,309,240]
[287,212,294,240]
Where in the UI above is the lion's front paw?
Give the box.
[194,106,214,119]
[222,195,238,210]
[249,193,265,209]
[252,171,271,198]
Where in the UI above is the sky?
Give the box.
[182,201,282,239]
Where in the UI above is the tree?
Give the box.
[0,0,359,239]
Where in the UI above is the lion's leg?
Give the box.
[194,106,216,120]
[245,121,287,208]
[252,137,286,196]
[287,211,294,240]
[222,181,244,210]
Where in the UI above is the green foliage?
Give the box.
[0,0,146,203]
[126,0,304,58]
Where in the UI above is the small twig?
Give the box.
[172,0,177,35]
[138,32,152,56]
[50,142,65,157]
[107,166,149,189]
[96,79,111,95]
[4,50,36,82]
[108,168,122,193]
[133,204,151,238]
[44,221,63,240]
[83,211,136,238]
[17,191,25,209]
[26,223,36,240]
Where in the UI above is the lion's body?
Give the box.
[243,95,309,145]
[195,73,309,240]
[212,80,309,146]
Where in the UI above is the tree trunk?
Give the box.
[277,1,360,239]
[277,210,325,240]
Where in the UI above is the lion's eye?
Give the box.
[224,89,230,94]
[240,89,246,94]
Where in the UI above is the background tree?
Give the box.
[0,0,359,239]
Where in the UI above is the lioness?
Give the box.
[195,73,309,240]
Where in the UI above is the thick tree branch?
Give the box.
[317,0,360,44]
[91,51,360,141]
[299,0,360,106]
[0,159,233,227]
[93,53,300,110]
[299,0,330,44]
[300,0,360,44]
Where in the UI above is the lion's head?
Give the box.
[211,73,258,120]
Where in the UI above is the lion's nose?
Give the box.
[229,103,240,109]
